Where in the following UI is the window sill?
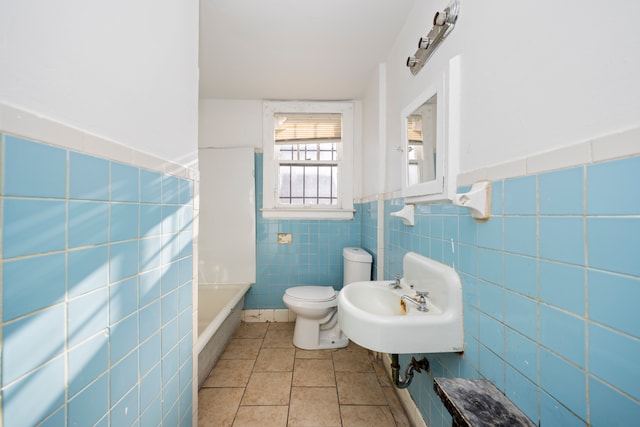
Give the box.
[260,208,354,220]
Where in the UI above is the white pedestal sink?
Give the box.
[337,252,463,354]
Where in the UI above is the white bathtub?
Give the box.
[196,283,251,388]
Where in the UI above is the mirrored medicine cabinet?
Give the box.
[400,56,460,203]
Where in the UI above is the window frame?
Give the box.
[262,101,354,220]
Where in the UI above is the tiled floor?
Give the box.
[198,322,411,427]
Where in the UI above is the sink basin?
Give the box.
[338,252,463,354]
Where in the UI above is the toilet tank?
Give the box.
[343,247,372,286]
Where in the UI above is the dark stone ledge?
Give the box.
[434,377,536,427]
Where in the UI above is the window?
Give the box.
[407,114,424,186]
[262,102,354,219]
[276,113,340,206]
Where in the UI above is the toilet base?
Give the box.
[292,314,349,350]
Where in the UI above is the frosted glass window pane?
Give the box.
[291,166,304,197]
[279,166,291,197]
[305,167,318,198]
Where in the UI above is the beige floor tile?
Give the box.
[293,358,336,387]
[241,371,292,405]
[232,406,289,427]
[373,359,392,387]
[345,341,369,352]
[235,322,269,339]
[198,387,244,427]
[198,322,412,427]
[202,359,255,388]
[220,338,263,360]
[262,328,295,348]
[382,387,411,427]
[336,372,387,405]
[340,405,397,427]
[254,347,295,372]
[295,349,334,359]
[332,347,374,372]
[288,387,341,427]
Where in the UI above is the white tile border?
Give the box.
[591,126,640,163]
[525,142,591,175]
[273,310,290,323]
[0,102,198,178]
[458,126,640,187]
[484,159,527,182]
[242,309,295,323]
[357,193,387,204]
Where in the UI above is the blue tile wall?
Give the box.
[248,153,363,309]
[0,133,194,426]
[3,253,66,321]
[68,333,108,397]
[4,135,66,198]
[111,162,140,203]
[3,305,65,384]
[67,373,109,426]
[2,356,66,427]
[380,155,640,426]
[539,167,583,215]
[3,198,67,257]
[588,217,640,276]
[588,270,640,337]
[587,155,640,215]
[361,200,379,279]
[68,245,109,297]
[68,200,110,248]
[67,288,108,347]
[69,152,110,201]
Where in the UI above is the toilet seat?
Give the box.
[285,286,337,302]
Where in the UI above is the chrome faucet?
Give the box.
[389,274,403,289]
[401,291,429,312]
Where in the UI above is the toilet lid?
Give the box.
[285,286,337,302]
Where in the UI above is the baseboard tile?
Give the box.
[242,309,294,322]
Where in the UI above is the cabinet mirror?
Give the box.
[400,56,460,203]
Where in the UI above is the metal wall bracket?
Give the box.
[406,0,460,75]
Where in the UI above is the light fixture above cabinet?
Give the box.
[406,0,460,75]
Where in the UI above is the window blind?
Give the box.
[407,115,423,143]
[274,113,342,144]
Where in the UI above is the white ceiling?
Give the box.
[199,0,417,100]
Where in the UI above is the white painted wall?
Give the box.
[362,65,384,198]
[369,0,640,195]
[0,0,199,166]
[198,99,263,148]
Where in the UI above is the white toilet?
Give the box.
[283,247,373,350]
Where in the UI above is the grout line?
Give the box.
[199,322,412,426]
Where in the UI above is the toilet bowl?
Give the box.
[283,247,372,350]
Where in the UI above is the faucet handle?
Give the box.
[389,274,403,289]
[415,290,429,298]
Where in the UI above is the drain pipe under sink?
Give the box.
[391,354,430,389]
